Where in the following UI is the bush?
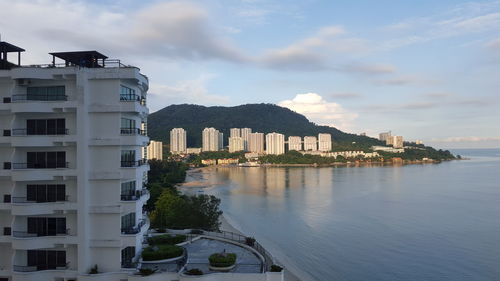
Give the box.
[190,229,204,234]
[185,268,203,275]
[245,237,255,246]
[208,253,237,267]
[89,264,98,274]
[148,234,186,245]
[141,245,184,261]
[138,268,157,276]
[270,265,283,272]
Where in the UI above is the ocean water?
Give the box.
[195,149,500,281]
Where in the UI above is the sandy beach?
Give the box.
[180,167,304,281]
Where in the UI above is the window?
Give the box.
[27,250,66,270]
[27,217,66,236]
[121,150,136,167]
[120,85,136,101]
[26,86,66,101]
[120,118,136,134]
[121,213,136,230]
[26,152,66,168]
[27,184,66,202]
[26,119,66,135]
[121,181,136,196]
[121,247,136,268]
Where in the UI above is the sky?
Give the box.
[1,0,499,148]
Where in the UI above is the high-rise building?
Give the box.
[241,128,252,151]
[170,128,186,154]
[147,140,163,160]
[229,137,244,152]
[0,44,150,279]
[392,136,404,148]
[266,132,285,155]
[379,131,392,142]
[202,127,223,151]
[318,133,332,152]
[248,132,265,153]
[288,136,302,151]
[230,128,241,138]
[303,136,318,151]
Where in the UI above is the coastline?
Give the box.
[179,167,306,281]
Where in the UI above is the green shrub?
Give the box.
[270,265,283,272]
[245,237,255,246]
[138,268,157,276]
[208,253,237,267]
[185,268,203,275]
[141,245,184,261]
[147,234,186,245]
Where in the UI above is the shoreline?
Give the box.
[179,168,307,281]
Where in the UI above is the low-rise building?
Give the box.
[217,158,240,165]
[186,147,202,154]
[372,146,405,153]
[201,159,217,165]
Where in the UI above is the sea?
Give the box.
[186,149,500,281]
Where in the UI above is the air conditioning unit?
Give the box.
[17,79,31,86]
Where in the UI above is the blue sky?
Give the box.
[1,0,499,148]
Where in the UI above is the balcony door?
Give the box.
[27,217,66,236]
[27,119,65,135]
[27,250,66,270]
[27,151,66,168]
[27,184,66,202]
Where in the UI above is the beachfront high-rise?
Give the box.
[266,132,285,155]
[202,127,223,151]
[147,140,163,160]
[0,43,150,280]
[304,136,318,151]
[248,132,265,153]
[379,131,392,142]
[170,128,186,154]
[228,137,244,153]
[230,128,241,138]
[241,128,252,151]
[288,136,302,151]
[318,133,332,152]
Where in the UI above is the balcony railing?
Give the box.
[120,94,146,106]
[12,94,68,102]
[120,189,148,201]
[121,219,147,235]
[12,162,69,169]
[12,128,69,136]
[121,159,147,168]
[11,195,69,203]
[12,229,70,238]
[120,128,146,136]
[13,263,68,272]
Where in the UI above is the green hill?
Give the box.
[147,103,384,148]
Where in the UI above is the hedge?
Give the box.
[142,245,184,261]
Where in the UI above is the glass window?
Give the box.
[121,150,136,167]
[121,213,136,229]
[120,85,136,101]
[27,86,66,101]
[121,181,136,196]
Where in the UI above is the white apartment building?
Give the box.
[0,44,150,281]
[248,132,264,153]
[230,128,241,138]
[169,128,186,154]
[318,133,332,152]
[228,137,244,153]
[241,128,252,151]
[288,136,302,151]
[202,127,222,151]
[303,136,317,151]
[265,132,285,155]
[379,131,391,142]
[146,140,163,160]
[386,135,404,148]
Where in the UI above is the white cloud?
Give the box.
[278,93,358,131]
[148,74,229,112]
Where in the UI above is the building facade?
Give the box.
[230,128,241,138]
[146,140,163,160]
[0,45,150,281]
[169,128,186,154]
[241,128,252,151]
[202,127,222,152]
[392,136,404,148]
[379,131,392,142]
[265,133,285,155]
[303,136,317,151]
[288,136,302,151]
[228,137,244,153]
[318,133,332,152]
[248,132,264,153]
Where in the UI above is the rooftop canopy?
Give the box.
[0,41,25,69]
[49,51,108,68]
[0,41,26,53]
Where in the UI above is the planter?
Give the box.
[208,263,236,272]
[208,252,237,272]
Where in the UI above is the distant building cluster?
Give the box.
[169,127,336,155]
[378,131,404,148]
[301,150,380,159]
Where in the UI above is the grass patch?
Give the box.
[142,245,184,261]
[147,234,186,245]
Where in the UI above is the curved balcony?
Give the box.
[11,230,77,250]
[119,95,148,116]
[120,128,149,146]
[11,197,77,216]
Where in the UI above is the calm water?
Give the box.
[194,149,500,281]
